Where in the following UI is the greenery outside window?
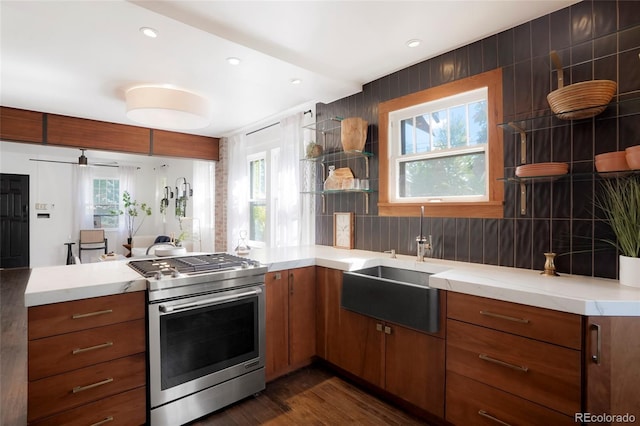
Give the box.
[93,178,119,228]
[249,155,267,242]
[379,68,504,218]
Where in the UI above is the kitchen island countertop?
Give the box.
[25,245,640,316]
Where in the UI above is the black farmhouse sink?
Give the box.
[342,266,440,333]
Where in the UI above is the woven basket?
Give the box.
[547,80,617,120]
[341,117,368,151]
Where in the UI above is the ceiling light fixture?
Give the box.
[226,57,241,65]
[406,39,421,48]
[290,78,302,85]
[78,149,88,167]
[125,86,211,130]
[140,27,158,38]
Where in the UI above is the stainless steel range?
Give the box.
[129,253,267,426]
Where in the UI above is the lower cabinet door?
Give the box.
[446,372,574,426]
[28,386,146,426]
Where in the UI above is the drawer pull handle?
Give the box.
[72,377,114,394]
[72,341,113,355]
[479,353,529,372]
[479,310,529,324]
[478,410,512,426]
[72,309,113,319]
[90,416,114,426]
[590,323,601,365]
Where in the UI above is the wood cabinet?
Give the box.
[265,266,316,381]
[0,107,43,143]
[445,292,582,425]
[27,292,146,425]
[315,267,445,417]
[584,316,640,422]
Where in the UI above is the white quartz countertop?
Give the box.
[25,245,640,316]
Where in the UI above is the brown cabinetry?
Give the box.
[265,266,316,381]
[445,292,582,425]
[315,267,444,417]
[27,292,146,425]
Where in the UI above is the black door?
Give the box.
[0,174,29,268]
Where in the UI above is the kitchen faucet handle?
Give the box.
[384,249,397,258]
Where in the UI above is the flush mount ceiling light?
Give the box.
[226,57,241,65]
[290,78,302,85]
[125,86,211,130]
[140,27,158,38]
[406,39,421,48]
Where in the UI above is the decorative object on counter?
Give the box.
[541,252,559,276]
[547,51,616,120]
[113,191,152,244]
[595,151,630,173]
[595,176,640,287]
[515,162,568,178]
[341,117,368,151]
[235,230,251,255]
[334,212,354,249]
[323,166,354,190]
[625,145,640,170]
[305,142,323,158]
[175,177,192,217]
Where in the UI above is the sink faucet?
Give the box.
[416,235,432,262]
[384,249,397,258]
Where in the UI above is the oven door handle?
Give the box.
[158,288,262,313]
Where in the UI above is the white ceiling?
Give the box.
[1,0,578,138]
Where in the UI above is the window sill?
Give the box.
[378,201,504,218]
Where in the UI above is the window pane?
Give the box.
[93,178,119,229]
[250,159,266,199]
[249,202,266,242]
[416,114,431,152]
[399,152,486,198]
[449,105,467,148]
[401,118,414,155]
[431,110,448,150]
[469,100,488,145]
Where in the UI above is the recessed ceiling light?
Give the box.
[406,39,421,48]
[226,57,241,66]
[290,78,302,85]
[140,27,158,38]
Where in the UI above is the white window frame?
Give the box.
[388,87,489,204]
[92,177,120,230]
[247,152,268,248]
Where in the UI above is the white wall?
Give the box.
[0,141,213,267]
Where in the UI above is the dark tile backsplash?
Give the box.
[315,1,640,280]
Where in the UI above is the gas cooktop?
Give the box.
[128,253,253,278]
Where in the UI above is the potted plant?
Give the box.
[115,191,152,244]
[595,176,640,287]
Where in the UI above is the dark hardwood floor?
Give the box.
[1,268,427,425]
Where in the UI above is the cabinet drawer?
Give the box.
[29,319,145,380]
[446,371,574,426]
[447,292,581,349]
[28,353,145,423]
[447,319,581,415]
[28,292,145,340]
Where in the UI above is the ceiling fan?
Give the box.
[29,149,118,168]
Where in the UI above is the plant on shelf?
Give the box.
[114,191,152,244]
[595,176,640,287]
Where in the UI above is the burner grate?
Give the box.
[128,253,249,277]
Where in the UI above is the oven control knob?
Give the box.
[241,261,249,269]
[170,268,181,278]
[154,271,163,280]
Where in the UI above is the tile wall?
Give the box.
[314,0,640,279]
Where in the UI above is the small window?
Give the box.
[93,178,119,229]
[379,68,504,218]
[249,155,266,242]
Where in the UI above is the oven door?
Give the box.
[148,284,265,408]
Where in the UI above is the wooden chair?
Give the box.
[78,229,107,262]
